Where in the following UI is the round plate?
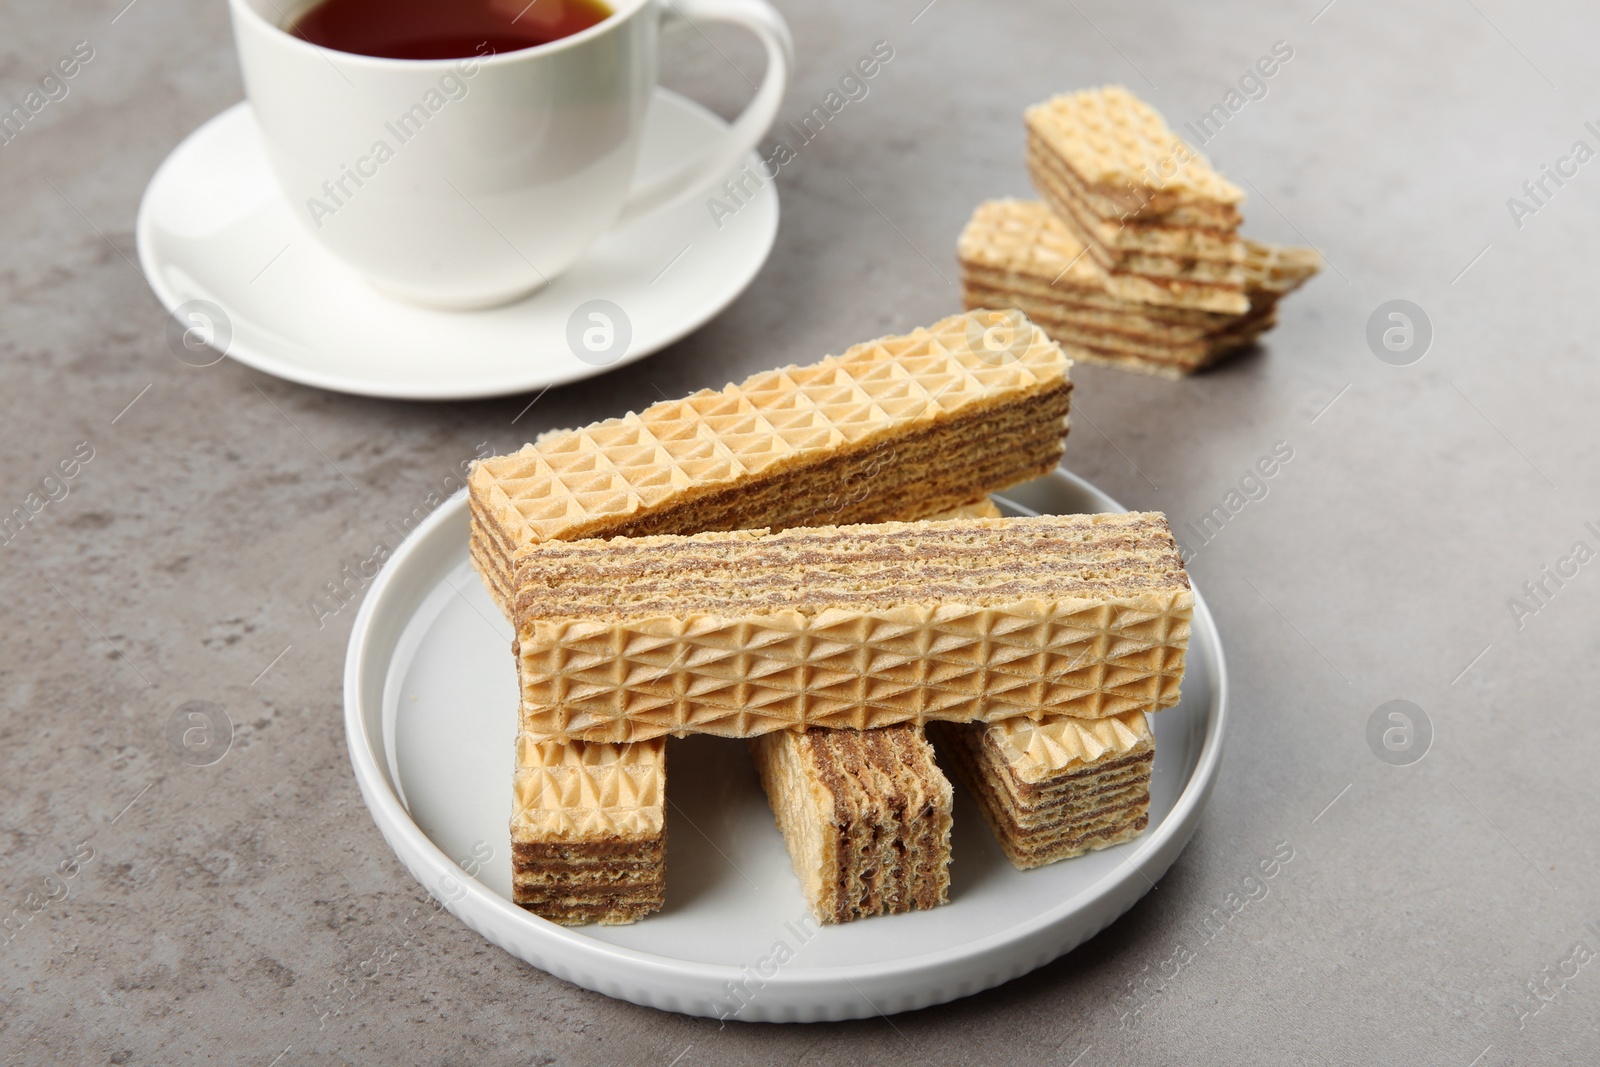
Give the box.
[135,90,779,400]
[342,468,1227,1022]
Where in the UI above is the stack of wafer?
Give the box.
[1025,85,1250,314]
[476,310,1199,928]
[476,311,1075,925]
[959,85,1318,377]
[507,495,998,925]
[513,509,1193,916]
[960,199,1320,378]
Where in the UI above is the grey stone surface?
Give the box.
[2,0,1598,1063]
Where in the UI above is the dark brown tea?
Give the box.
[289,0,613,60]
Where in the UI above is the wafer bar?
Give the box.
[1024,86,1250,313]
[1025,86,1244,220]
[515,512,1193,743]
[960,199,1319,377]
[749,723,953,923]
[469,311,1074,612]
[511,734,666,924]
[932,711,1153,869]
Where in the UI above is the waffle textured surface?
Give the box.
[515,513,1193,742]
[511,735,667,925]
[958,199,1319,376]
[1024,86,1254,314]
[469,311,1073,612]
[1028,143,1250,314]
[749,724,953,923]
[512,734,666,841]
[932,710,1154,869]
[982,710,1155,784]
[1023,86,1244,210]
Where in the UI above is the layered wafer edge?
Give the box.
[932,710,1154,869]
[749,723,953,924]
[516,512,1194,742]
[1024,87,1254,314]
[959,199,1318,376]
[468,311,1073,612]
[511,734,667,925]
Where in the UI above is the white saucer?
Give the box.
[135,91,779,400]
[342,468,1229,1022]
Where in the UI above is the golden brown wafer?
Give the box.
[959,199,1318,376]
[749,723,953,923]
[511,734,667,925]
[931,710,1154,869]
[469,311,1073,612]
[515,512,1193,743]
[1024,86,1254,314]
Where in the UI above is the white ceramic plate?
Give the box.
[343,468,1227,1022]
[135,90,778,400]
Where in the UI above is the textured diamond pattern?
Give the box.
[985,709,1155,784]
[522,596,1193,743]
[469,311,1069,557]
[962,197,1115,290]
[931,709,1154,870]
[1025,85,1243,205]
[1022,86,1265,314]
[958,199,1319,376]
[511,735,665,841]
[960,199,1317,301]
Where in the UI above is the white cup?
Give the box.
[228,0,791,309]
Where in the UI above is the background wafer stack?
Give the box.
[961,199,1319,378]
[1026,86,1250,314]
[960,85,1319,377]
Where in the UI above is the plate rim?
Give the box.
[342,468,1228,1017]
[134,91,780,401]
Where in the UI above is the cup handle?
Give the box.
[616,0,793,225]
